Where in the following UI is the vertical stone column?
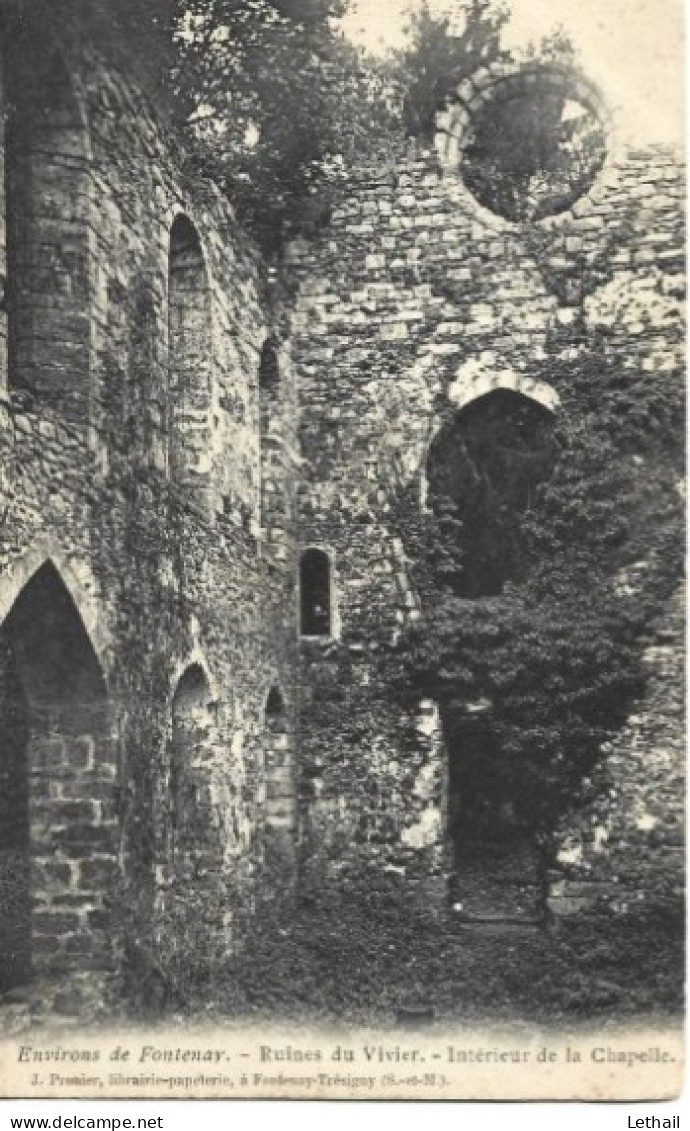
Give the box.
[4,38,93,421]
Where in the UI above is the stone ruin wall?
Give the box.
[0,19,300,1009]
[288,65,685,917]
[0,18,684,1010]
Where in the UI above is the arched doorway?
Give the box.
[0,561,117,988]
[426,388,558,598]
[426,389,557,918]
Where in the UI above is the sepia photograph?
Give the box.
[0,0,684,1104]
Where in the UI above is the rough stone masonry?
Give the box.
[0,4,683,1009]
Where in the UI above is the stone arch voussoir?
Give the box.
[0,543,109,674]
[448,367,560,415]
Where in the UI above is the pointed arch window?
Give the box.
[170,663,213,853]
[168,215,213,495]
[265,685,286,729]
[259,339,280,402]
[262,684,296,872]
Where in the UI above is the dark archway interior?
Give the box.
[5,563,107,712]
[426,389,557,598]
[427,391,556,917]
[444,707,540,918]
[259,339,280,441]
[172,662,210,720]
[265,685,285,729]
[300,549,331,636]
[0,562,110,988]
[259,340,280,399]
[168,215,213,491]
[170,664,212,858]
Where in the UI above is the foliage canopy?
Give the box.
[164,0,520,247]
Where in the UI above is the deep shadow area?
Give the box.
[426,389,557,598]
[425,390,557,913]
[5,563,107,711]
[444,706,541,919]
[0,561,113,987]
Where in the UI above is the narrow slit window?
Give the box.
[259,340,280,400]
[300,549,331,637]
[265,685,286,729]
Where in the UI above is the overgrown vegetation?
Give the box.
[165,0,398,248]
[387,322,684,883]
[163,0,610,245]
[93,0,578,248]
[7,0,607,245]
[395,0,510,138]
[152,875,684,1024]
[9,0,676,1019]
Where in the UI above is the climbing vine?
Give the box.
[386,322,684,873]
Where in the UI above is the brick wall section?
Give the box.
[288,137,684,910]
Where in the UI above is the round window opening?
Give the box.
[460,73,607,222]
